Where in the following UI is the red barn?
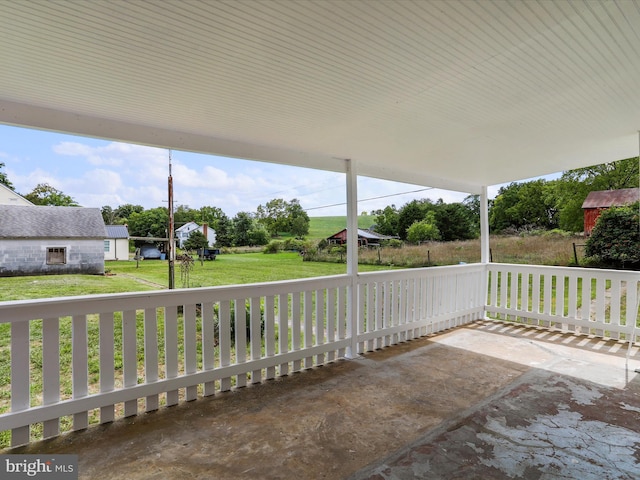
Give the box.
[581,188,639,235]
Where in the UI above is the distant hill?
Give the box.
[308,215,376,241]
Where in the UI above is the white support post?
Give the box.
[345,159,359,358]
[480,185,490,264]
[480,185,491,319]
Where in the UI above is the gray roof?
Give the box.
[105,224,129,239]
[328,228,397,241]
[0,205,106,239]
[582,188,640,209]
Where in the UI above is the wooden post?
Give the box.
[168,151,175,289]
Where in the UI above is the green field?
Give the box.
[307,215,376,240]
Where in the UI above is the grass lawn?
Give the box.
[0,252,394,301]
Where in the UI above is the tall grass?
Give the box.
[308,234,584,267]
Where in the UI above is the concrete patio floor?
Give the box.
[7,320,640,479]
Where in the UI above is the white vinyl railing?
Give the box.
[356,264,486,352]
[1,263,637,448]
[0,264,486,447]
[486,263,639,341]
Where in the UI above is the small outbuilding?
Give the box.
[327,228,398,247]
[104,225,130,261]
[581,188,640,235]
[0,205,107,277]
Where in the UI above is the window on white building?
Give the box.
[47,247,66,265]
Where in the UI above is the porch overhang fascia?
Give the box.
[0,99,483,195]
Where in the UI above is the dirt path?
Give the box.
[116,273,166,289]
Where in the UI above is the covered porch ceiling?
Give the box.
[1,0,639,194]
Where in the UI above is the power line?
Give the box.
[305,187,435,212]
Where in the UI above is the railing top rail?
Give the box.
[0,273,352,323]
[357,262,486,282]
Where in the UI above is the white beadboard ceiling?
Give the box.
[1,0,639,194]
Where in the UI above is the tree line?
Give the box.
[1,157,637,251]
[371,157,638,243]
[101,199,310,248]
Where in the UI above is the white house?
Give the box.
[176,222,215,248]
[104,225,130,261]
[0,183,33,206]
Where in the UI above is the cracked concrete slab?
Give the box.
[350,322,640,480]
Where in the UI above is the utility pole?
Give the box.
[168,150,175,289]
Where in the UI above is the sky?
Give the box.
[0,123,524,218]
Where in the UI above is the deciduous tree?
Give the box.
[24,183,79,206]
[127,207,168,238]
[407,212,441,243]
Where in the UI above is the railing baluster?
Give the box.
[122,310,138,417]
[609,280,621,339]
[326,288,336,361]
[164,306,179,405]
[337,286,346,358]
[72,314,88,430]
[364,282,373,352]
[265,295,276,380]
[201,301,216,396]
[11,321,30,446]
[567,274,578,319]
[144,307,159,411]
[315,289,325,364]
[42,317,60,437]
[581,275,592,325]
[250,296,262,384]
[304,290,313,368]
[399,279,407,341]
[375,281,384,346]
[98,312,114,424]
[234,299,247,387]
[184,304,198,400]
[291,292,301,372]
[277,293,289,375]
[556,274,565,321]
[595,278,606,336]
[219,300,232,391]
[357,283,365,353]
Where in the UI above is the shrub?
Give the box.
[407,218,441,243]
[282,237,307,252]
[542,229,573,238]
[263,240,284,254]
[381,238,403,248]
[585,204,639,269]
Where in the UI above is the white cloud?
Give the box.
[8,130,488,216]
